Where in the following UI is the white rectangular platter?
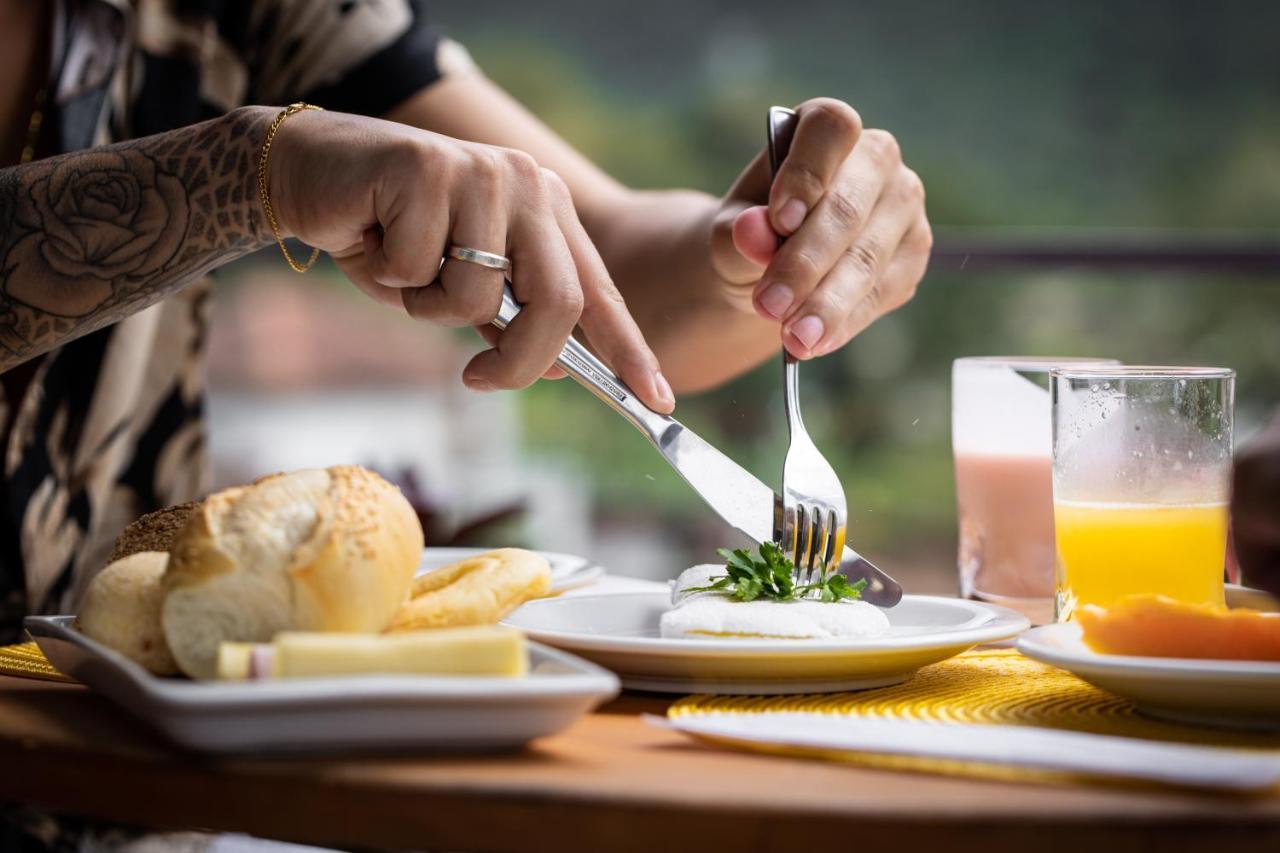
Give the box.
[25,615,619,755]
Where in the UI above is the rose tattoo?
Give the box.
[5,149,190,316]
[0,108,271,371]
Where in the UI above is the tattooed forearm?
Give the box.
[0,107,276,371]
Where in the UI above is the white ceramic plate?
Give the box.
[504,593,1029,694]
[419,547,605,594]
[25,615,618,754]
[1018,622,1280,730]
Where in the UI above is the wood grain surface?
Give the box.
[0,675,1277,852]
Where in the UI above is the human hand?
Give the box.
[267,109,673,411]
[710,98,932,359]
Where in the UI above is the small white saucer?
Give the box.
[1018,622,1280,731]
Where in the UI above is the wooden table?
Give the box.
[1,675,1277,852]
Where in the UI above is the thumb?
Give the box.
[732,205,780,269]
[710,202,781,285]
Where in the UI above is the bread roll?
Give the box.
[79,552,179,675]
[108,502,199,563]
[162,466,423,678]
[387,548,551,632]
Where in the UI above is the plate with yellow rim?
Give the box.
[504,593,1029,694]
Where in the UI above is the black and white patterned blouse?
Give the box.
[0,0,459,642]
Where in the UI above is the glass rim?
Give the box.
[953,356,1120,372]
[1049,364,1235,380]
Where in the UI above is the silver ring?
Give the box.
[446,245,511,272]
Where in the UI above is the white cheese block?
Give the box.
[216,641,255,680]
[215,626,528,679]
[275,626,528,677]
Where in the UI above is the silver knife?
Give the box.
[491,291,903,606]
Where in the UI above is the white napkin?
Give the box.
[655,712,1280,791]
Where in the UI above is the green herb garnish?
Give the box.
[685,542,869,603]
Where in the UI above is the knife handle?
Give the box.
[493,285,674,446]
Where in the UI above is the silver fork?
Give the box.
[767,106,848,585]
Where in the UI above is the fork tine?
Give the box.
[821,507,838,575]
[783,503,797,572]
[801,504,817,583]
[813,506,832,581]
[808,504,825,583]
[794,504,811,579]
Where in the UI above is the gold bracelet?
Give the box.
[257,102,324,273]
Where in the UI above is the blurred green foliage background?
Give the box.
[421,1,1280,579]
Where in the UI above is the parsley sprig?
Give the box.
[685,542,869,603]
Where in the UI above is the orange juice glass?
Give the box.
[1050,366,1233,621]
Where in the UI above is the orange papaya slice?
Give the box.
[1077,595,1280,661]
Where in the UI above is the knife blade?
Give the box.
[492,287,903,606]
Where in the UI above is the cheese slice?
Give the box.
[216,626,528,679]
[276,627,528,677]
[216,641,255,680]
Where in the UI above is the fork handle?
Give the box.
[493,286,674,446]
[768,106,805,429]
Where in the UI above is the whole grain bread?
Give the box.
[108,502,200,563]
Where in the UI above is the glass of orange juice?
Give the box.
[1050,366,1234,621]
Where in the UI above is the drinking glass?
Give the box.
[952,357,1119,624]
[1051,366,1234,621]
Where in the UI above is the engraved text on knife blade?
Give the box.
[562,350,627,401]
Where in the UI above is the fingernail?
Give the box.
[758,283,794,319]
[467,378,496,392]
[652,371,675,410]
[778,198,807,234]
[788,315,825,351]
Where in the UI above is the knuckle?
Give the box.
[403,285,445,322]
[782,162,826,201]
[458,299,499,326]
[467,156,505,205]
[808,286,850,322]
[825,190,867,232]
[471,148,504,182]
[539,167,570,198]
[592,279,627,312]
[503,148,541,182]
[559,285,586,319]
[916,221,935,253]
[845,239,881,278]
[900,167,926,202]
[859,280,886,314]
[781,246,824,282]
[379,253,418,286]
[863,129,902,165]
[398,138,436,173]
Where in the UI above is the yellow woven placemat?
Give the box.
[0,641,75,683]
[669,648,1280,789]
